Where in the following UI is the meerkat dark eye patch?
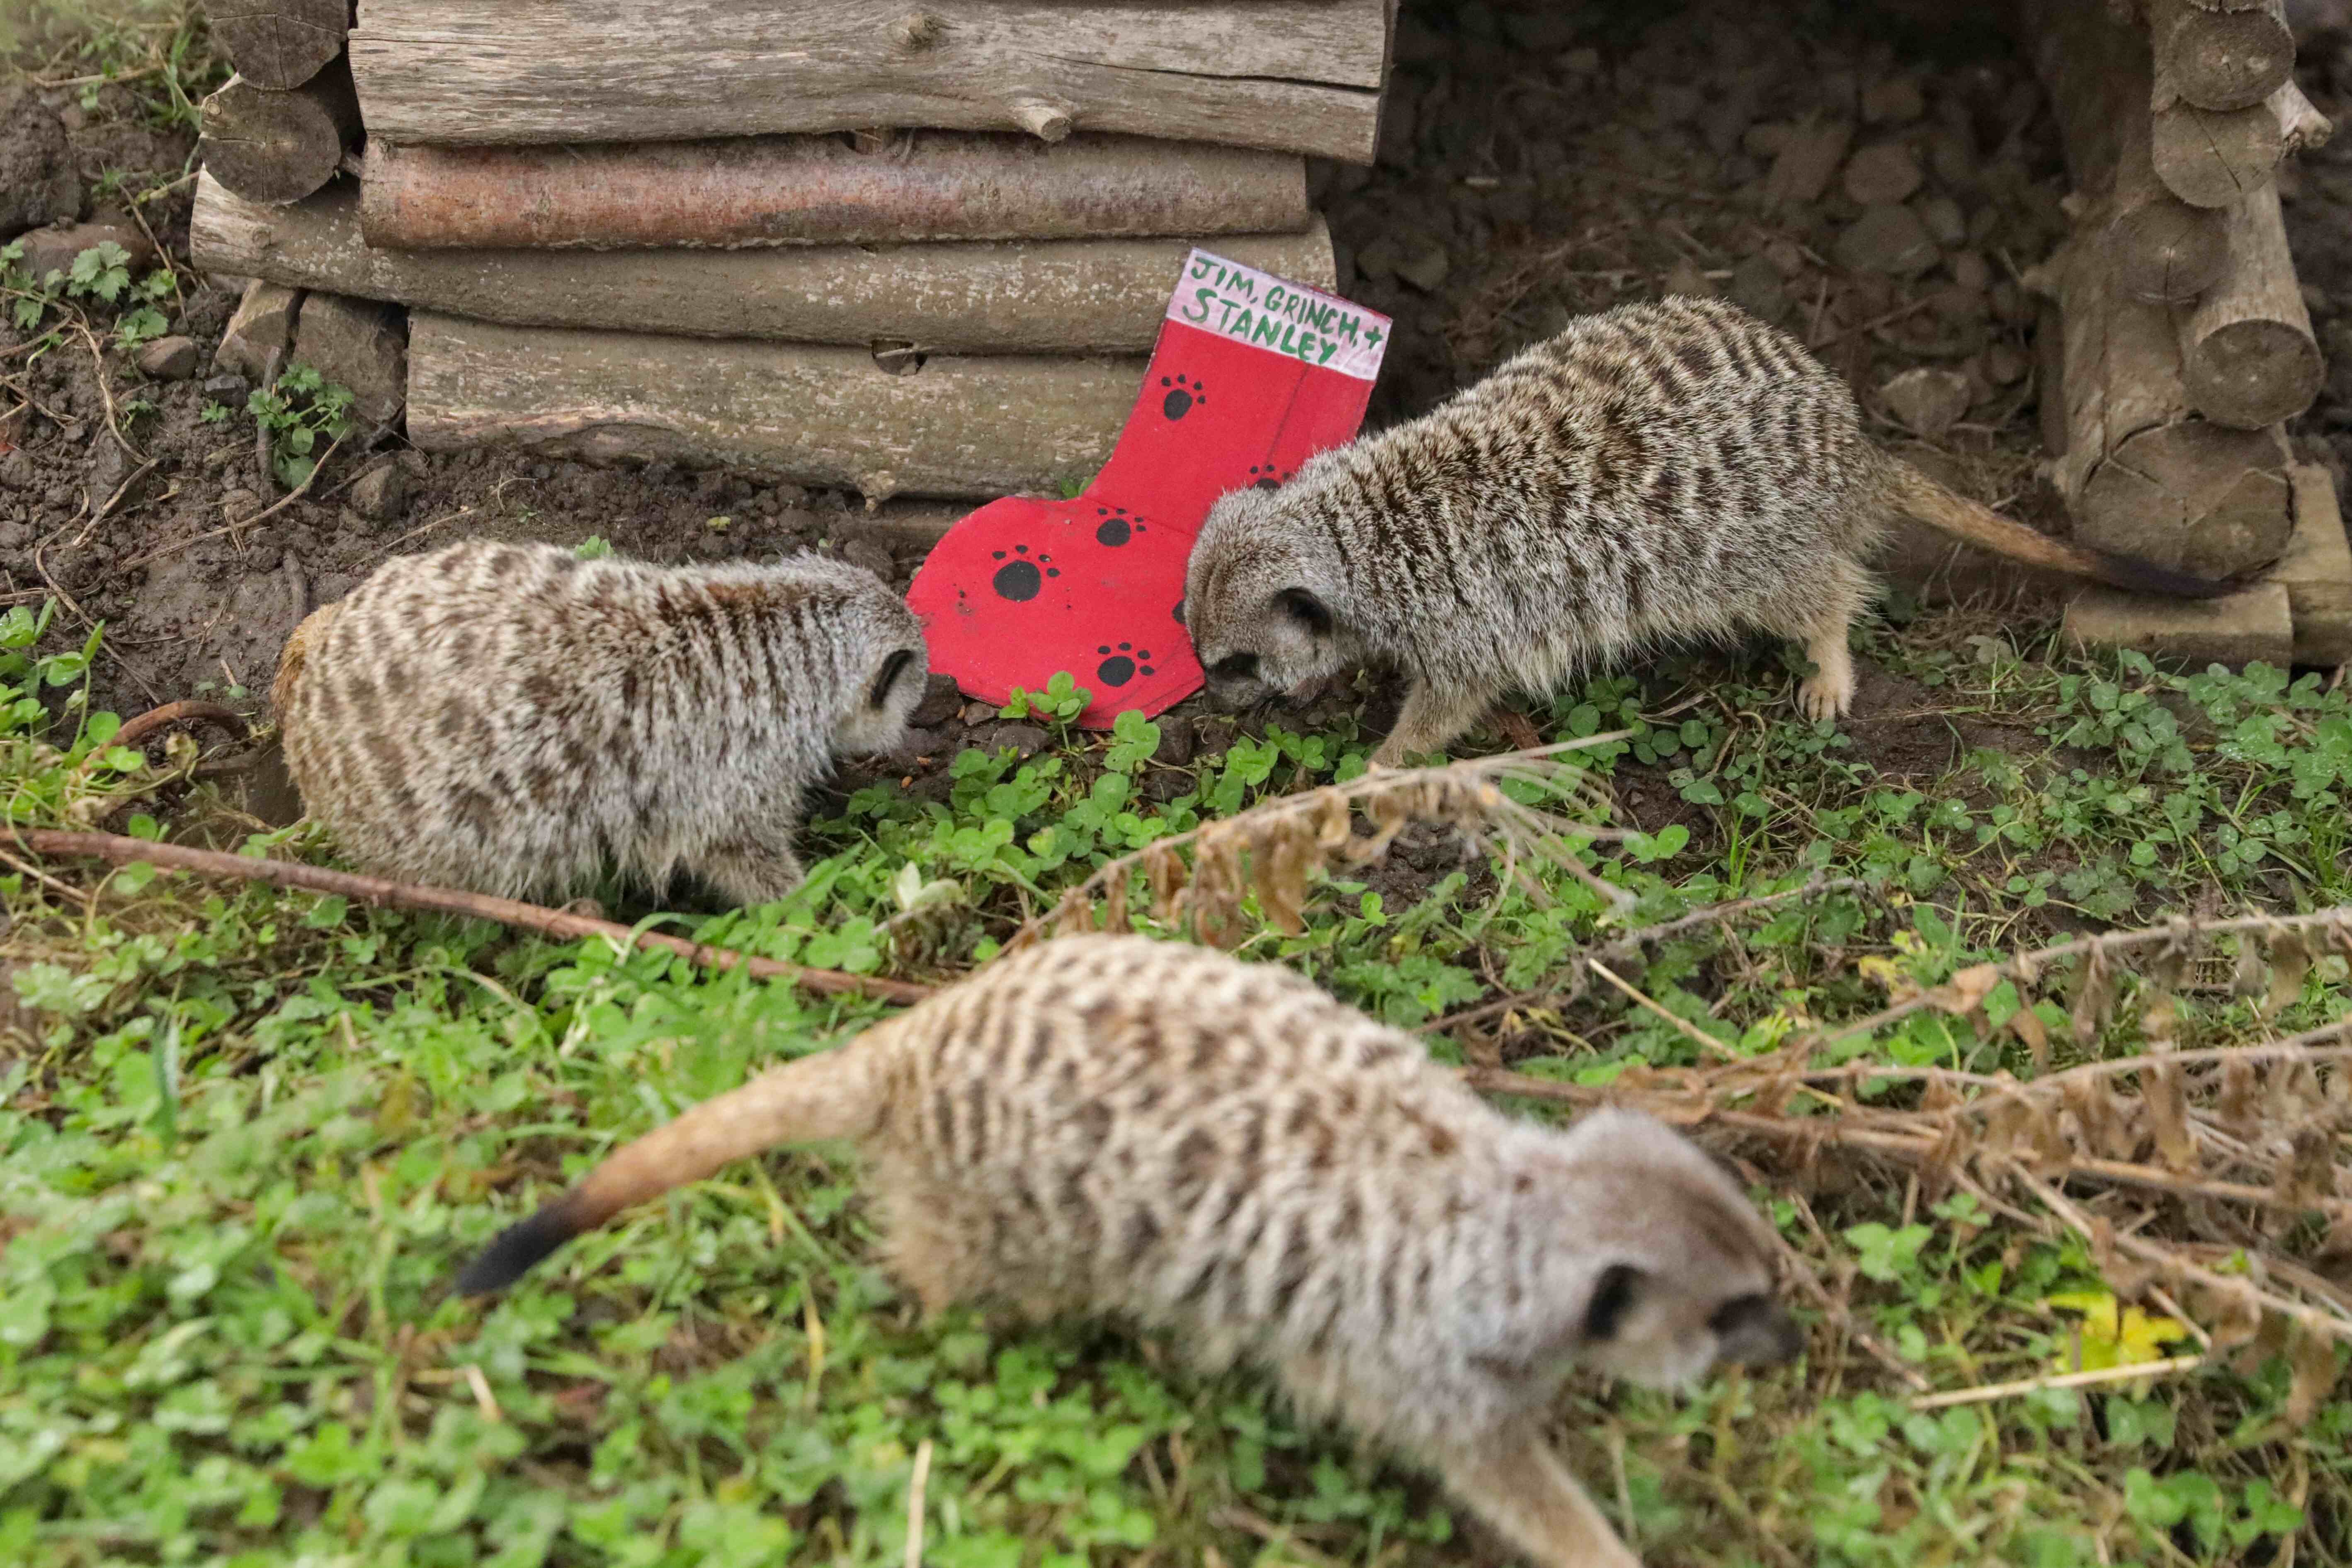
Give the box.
[1275,587,1333,635]
[869,649,917,709]
[1583,1262,1642,1342]
[1210,653,1261,683]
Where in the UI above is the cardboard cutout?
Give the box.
[905,250,1392,728]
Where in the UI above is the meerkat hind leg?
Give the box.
[684,828,806,908]
[1372,677,1499,768]
[1431,1418,1643,1568]
[1761,559,1867,725]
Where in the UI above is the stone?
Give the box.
[1841,142,1922,206]
[910,672,963,728]
[1765,119,1853,206]
[1662,257,1716,299]
[1729,254,1789,322]
[1916,194,1968,248]
[1151,715,1197,767]
[1878,367,1972,436]
[84,439,130,512]
[291,291,407,425]
[0,89,81,241]
[1835,203,1939,277]
[981,721,1051,758]
[219,487,261,524]
[215,280,301,384]
[840,537,896,582]
[1861,75,1926,125]
[2065,582,2294,669]
[1395,240,1451,292]
[14,215,156,286]
[1949,250,1993,293]
[1984,344,2029,386]
[347,461,410,522]
[2281,465,2352,666]
[1352,232,1401,282]
[134,335,200,381]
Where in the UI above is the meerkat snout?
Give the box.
[1186,489,1347,706]
[833,643,927,755]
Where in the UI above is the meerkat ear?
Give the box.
[1275,587,1333,635]
[1582,1262,1645,1342]
[869,648,917,709]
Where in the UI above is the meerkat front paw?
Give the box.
[1795,667,1855,725]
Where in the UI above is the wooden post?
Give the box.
[2027,0,2229,303]
[405,313,1142,502]
[2043,238,2294,578]
[191,174,1336,353]
[346,0,1391,162]
[2178,183,2324,429]
[205,0,351,92]
[2149,0,2294,112]
[357,133,1310,251]
[197,56,360,205]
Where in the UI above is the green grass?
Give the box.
[2,598,2349,1568]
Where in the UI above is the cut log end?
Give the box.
[2184,321,2324,428]
[1009,96,1074,143]
[2109,199,2231,301]
[198,62,359,206]
[208,0,350,92]
[2150,0,2294,112]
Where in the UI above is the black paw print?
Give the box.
[1093,504,1148,547]
[990,544,1058,601]
[1095,641,1157,687]
[1247,464,1291,492]
[1160,374,1207,421]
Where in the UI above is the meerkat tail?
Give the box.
[455,1044,892,1296]
[1886,461,2239,600]
[271,602,340,718]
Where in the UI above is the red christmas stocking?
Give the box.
[905,250,1392,728]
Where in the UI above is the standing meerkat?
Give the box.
[454,934,1801,1568]
[1184,296,2234,767]
[273,539,925,906]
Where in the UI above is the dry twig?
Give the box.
[10,828,931,1005]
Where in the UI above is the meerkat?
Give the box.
[454,934,1801,1568]
[1184,295,2235,767]
[274,539,925,906]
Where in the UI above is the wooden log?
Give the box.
[192,173,1335,353]
[2027,0,2229,302]
[346,0,1390,163]
[2150,0,2293,113]
[2177,182,2323,427]
[405,313,1139,501]
[357,133,1308,251]
[197,57,360,205]
[2151,78,2330,206]
[2044,236,2293,578]
[205,0,351,92]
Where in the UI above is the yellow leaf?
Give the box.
[2045,1291,2191,1375]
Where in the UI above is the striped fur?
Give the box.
[456,935,1800,1568]
[274,540,924,905]
[1186,296,2230,765]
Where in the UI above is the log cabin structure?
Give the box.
[187,0,2351,665]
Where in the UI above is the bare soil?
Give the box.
[5,0,2350,831]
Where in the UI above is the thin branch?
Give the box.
[10,828,932,1006]
[1909,1354,2206,1411]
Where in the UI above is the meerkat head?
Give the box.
[1546,1109,1803,1390]
[1185,486,1348,709]
[810,560,928,757]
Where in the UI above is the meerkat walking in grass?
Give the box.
[273,539,925,907]
[1185,296,2234,767]
[454,934,1801,1568]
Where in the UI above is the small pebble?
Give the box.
[1842,142,1923,206]
[1916,194,1968,248]
[1861,75,1927,125]
[1835,204,1939,277]
[133,335,200,381]
[1879,367,1973,436]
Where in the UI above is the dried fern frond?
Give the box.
[998,736,1634,959]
